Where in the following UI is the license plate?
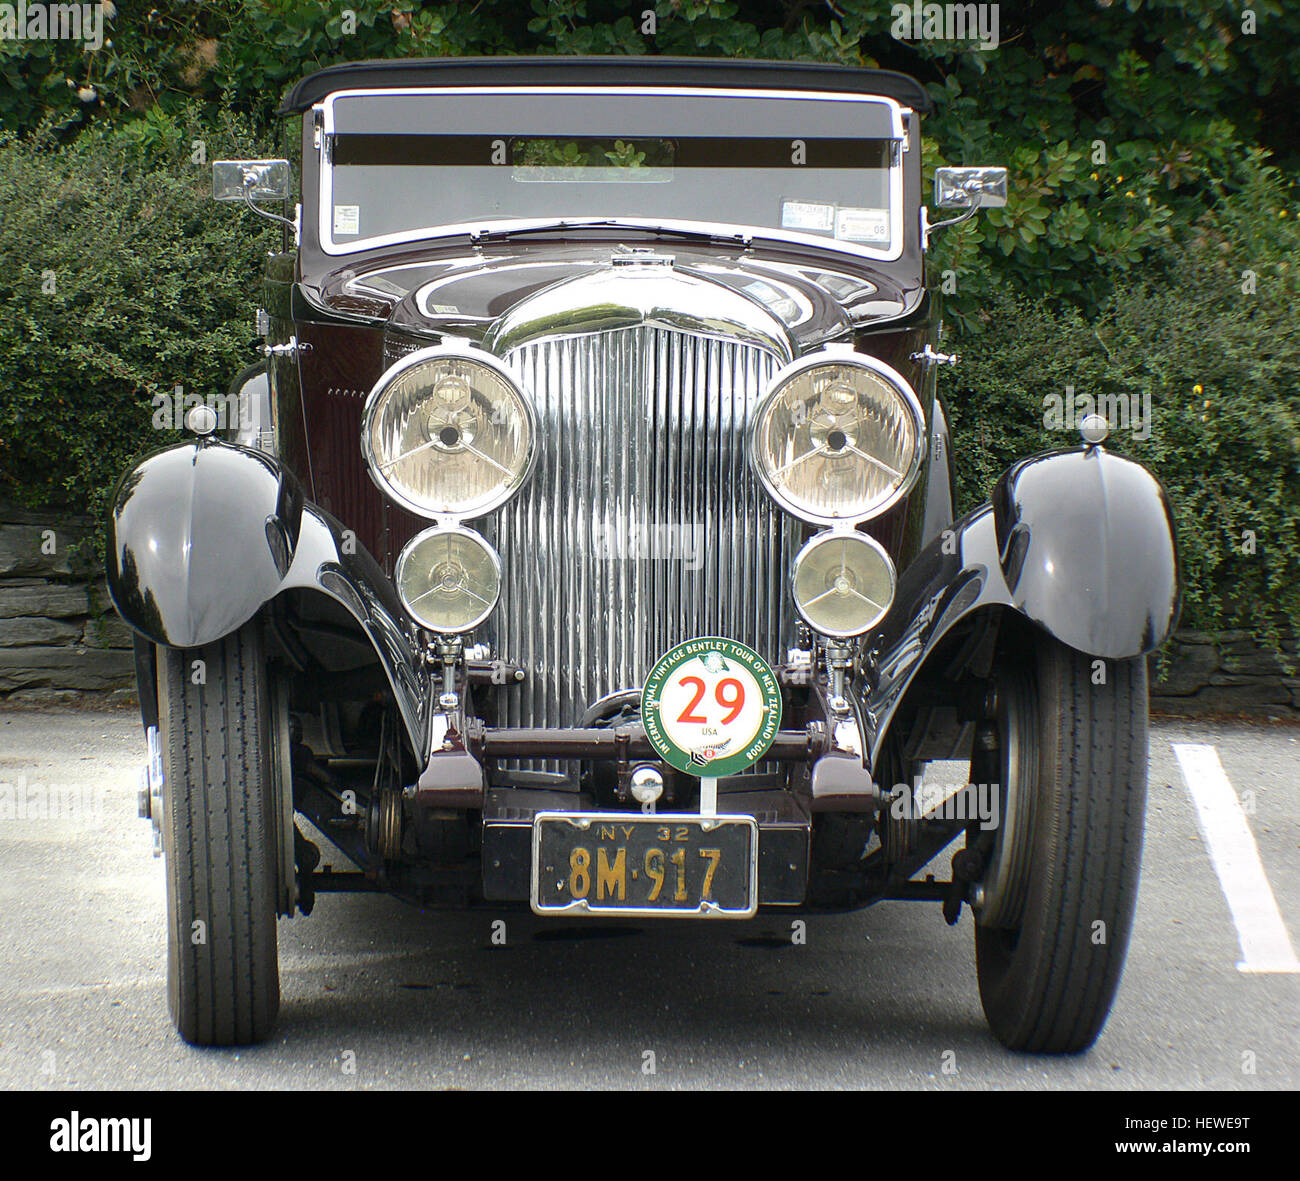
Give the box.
[531,813,758,918]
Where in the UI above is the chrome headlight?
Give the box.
[396,525,501,634]
[362,347,537,520]
[749,350,924,525]
[791,529,895,639]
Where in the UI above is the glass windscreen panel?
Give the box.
[320,88,903,256]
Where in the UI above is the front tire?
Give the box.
[973,633,1148,1053]
[158,623,282,1046]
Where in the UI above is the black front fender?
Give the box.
[107,440,304,648]
[864,447,1180,768]
[107,440,429,754]
[992,447,1181,657]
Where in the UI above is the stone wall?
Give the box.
[1149,630,1298,720]
[0,501,135,705]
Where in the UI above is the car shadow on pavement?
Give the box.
[260,891,1060,1075]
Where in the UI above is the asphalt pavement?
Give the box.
[1,708,1296,1090]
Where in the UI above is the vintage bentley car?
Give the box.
[107,57,1180,1052]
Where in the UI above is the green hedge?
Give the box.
[947,154,1299,638]
[0,109,276,523]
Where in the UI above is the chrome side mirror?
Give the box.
[213,159,296,232]
[213,159,290,202]
[925,166,1008,245]
[934,166,1008,210]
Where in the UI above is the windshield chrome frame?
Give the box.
[314,86,907,263]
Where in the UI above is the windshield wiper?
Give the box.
[466,218,753,249]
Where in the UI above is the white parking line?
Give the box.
[1172,742,1300,974]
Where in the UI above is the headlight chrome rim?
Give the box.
[791,527,896,639]
[748,348,926,526]
[395,524,502,635]
[361,345,538,521]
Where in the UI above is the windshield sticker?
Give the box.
[835,207,889,242]
[333,205,360,236]
[781,200,835,232]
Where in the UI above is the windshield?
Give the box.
[318,87,904,258]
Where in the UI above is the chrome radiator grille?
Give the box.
[480,326,798,730]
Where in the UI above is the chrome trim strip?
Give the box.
[321,85,908,121]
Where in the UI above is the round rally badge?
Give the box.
[641,637,782,777]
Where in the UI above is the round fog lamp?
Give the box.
[791,530,895,639]
[395,526,501,634]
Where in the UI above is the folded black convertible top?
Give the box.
[277,55,933,116]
